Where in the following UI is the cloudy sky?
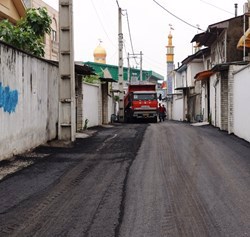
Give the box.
[43,0,248,79]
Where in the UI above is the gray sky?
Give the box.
[43,0,248,79]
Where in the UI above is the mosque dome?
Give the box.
[93,44,107,64]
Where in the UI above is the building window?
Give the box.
[52,30,57,42]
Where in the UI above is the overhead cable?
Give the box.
[116,0,120,8]
[90,0,116,47]
[200,0,234,15]
[125,10,139,65]
[152,0,205,31]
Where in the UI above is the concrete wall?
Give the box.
[100,82,115,125]
[189,93,202,122]
[108,94,115,122]
[176,70,187,88]
[0,42,59,160]
[228,64,247,134]
[220,72,228,131]
[82,82,101,128]
[201,82,207,121]
[0,41,116,160]
[233,65,250,143]
[172,95,184,121]
[209,74,221,127]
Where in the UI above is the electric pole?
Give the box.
[127,52,143,82]
[140,51,143,81]
[118,7,124,122]
[58,0,75,141]
[127,52,130,82]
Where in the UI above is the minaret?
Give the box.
[166,26,174,95]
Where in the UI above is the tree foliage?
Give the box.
[83,75,100,84]
[0,7,52,57]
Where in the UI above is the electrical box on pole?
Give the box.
[58,0,75,141]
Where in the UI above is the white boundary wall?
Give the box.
[0,42,59,161]
[82,82,101,128]
[172,95,184,121]
[209,75,221,128]
[233,65,250,143]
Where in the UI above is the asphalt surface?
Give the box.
[119,122,250,237]
[0,121,249,237]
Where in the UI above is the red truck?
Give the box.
[124,83,158,123]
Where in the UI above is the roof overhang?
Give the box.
[192,15,244,48]
[110,89,121,92]
[99,78,117,83]
[194,61,248,81]
[175,86,195,90]
[0,0,26,23]
[47,60,95,76]
[194,70,215,81]
[161,81,167,89]
[182,48,210,65]
[191,27,224,47]
[146,71,164,81]
[13,0,26,16]
[75,63,95,75]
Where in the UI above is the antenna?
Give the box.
[98,38,103,44]
[196,24,200,33]
[169,24,174,33]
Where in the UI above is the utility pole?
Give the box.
[127,52,143,82]
[118,7,124,122]
[140,51,143,81]
[58,0,75,141]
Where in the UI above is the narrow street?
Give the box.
[0,121,249,237]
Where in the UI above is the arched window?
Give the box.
[51,18,58,42]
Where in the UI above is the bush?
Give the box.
[0,7,52,57]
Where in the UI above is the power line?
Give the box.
[90,0,116,48]
[116,0,120,8]
[124,10,139,65]
[152,0,205,31]
[200,0,234,15]
[143,54,167,71]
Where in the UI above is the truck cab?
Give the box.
[124,84,158,123]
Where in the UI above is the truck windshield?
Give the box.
[133,93,157,101]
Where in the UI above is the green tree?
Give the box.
[83,75,100,84]
[0,7,52,57]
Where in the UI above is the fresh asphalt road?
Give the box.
[0,121,249,237]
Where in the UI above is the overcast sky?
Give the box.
[43,0,248,79]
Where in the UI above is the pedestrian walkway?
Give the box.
[0,128,101,181]
[0,152,50,181]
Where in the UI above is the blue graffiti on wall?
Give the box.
[0,82,18,113]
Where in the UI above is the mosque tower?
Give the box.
[166,27,174,95]
[93,40,107,64]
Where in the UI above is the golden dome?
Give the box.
[93,44,107,64]
[93,44,107,57]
